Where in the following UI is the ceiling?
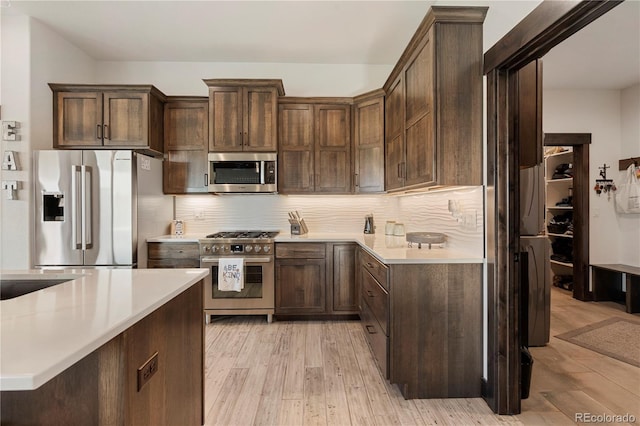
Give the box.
[4,0,639,90]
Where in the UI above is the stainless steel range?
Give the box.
[199,230,278,323]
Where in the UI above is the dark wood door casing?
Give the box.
[483,0,622,415]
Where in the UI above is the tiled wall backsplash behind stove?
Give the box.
[175,186,483,254]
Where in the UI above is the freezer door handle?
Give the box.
[81,165,93,249]
[71,165,82,249]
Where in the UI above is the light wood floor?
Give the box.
[203,318,520,425]
[203,288,640,425]
[518,287,640,425]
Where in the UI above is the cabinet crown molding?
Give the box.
[383,6,488,91]
[202,79,285,96]
[48,83,167,101]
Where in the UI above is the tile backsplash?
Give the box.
[174,186,484,255]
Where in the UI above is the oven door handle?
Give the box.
[200,256,272,264]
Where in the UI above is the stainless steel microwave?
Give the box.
[207,152,277,193]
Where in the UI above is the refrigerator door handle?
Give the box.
[81,165,93,249]
[71,165,82,249]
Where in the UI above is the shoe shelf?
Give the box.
[545,145,575,289]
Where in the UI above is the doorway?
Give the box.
[483,0,625,415]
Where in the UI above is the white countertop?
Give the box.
[0,268,208,391]
[148,232,483,264]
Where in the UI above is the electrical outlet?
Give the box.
[194,209,205,220]
[137,352,159,392]
[461,210,478,230]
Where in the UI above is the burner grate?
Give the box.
[205,230,279,239]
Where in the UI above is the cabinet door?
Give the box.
[354,96,385,193]
[332,244,357,312]
[54,91,103,147]
[275,259,326,313]
[385,76,405,190]
[314,104,351,193]
[103,92,149,147]
[244,87,278,151]
[209,86,243,151]
[163,100,208,194]
[164,100,208,151]
[278,103,315,193]
[404,36,435,187]
[164,150,208,194]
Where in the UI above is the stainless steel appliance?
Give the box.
[199,231,278,323]
[520,163,550,346]
[207,152,277,193]
[34,150,172,268]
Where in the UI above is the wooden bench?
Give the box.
[591,264,640,314]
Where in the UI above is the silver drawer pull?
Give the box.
[366,262,374,268]
[366,290,374,297]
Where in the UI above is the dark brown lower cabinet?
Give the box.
[356,247,482,399]
[390,263,483,399]
[147,242,200,268]
[0,281,204,426]
[275,242,358,316]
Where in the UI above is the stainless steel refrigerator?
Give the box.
[34,150,172,268]
[520,164,550,346]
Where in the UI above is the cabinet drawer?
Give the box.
[361,249,388,290]
[276,243,325,259]
[360,297,388,378]
[147,258,200,268]
[148,242,199,260]
[361,270,388,335]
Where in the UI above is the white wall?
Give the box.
[1,15,32,269]
[96,61,392,97]
[543,88,640,267]
[0,16,96,269]
[619,84,640,266]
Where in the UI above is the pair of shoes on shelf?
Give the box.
[555,196,573,207]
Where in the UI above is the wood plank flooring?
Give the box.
[204,318,518,425]
[517,287,640,425]
[203,287,640,425]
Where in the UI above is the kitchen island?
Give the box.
[0,268,208,425]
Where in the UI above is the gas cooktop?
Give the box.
[204,230,279,239]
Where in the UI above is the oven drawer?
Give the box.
[360,296,388,378]
[360,249,388,290]
[361,269,388,335]
[276,243,325,259]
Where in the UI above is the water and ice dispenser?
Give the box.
[42,193,65,221]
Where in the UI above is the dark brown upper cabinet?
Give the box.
[383,6,487,190]
[163,97,209,194]
[353,90,385,193]
[204,79,285,152]
[49,84,166,157]
[278,98,352,194]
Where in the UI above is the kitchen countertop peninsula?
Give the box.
[148,232,482,264]
[0,268,208,391]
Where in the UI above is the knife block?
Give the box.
[290,223,302,235]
